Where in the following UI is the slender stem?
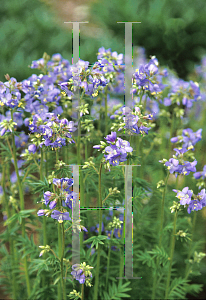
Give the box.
[102,192,112,205]
[55,149,66,300]
[58,222,62,300]
[5,161,18,296]
[10,111,31,297]
[151,171,169,300]
[119,167,126,284]
[158,172,170,247]
[65,264,68,283]
[62,223,66,300]
[45,151,48,177]
[168,112,175,160]
[98,97,102,131]
[80,167,84,248]
[40,148,47,292]
[77,90,85,165]
[40,148,47,247]
[106,229,114,291]
[81,283,84,300]
[50,249,60,261]
[144,142,154,161]
[33,158,41,171]
[105,86,108,136]
[139,90,143,105]
[93,163,102,300]
[22,165,31,183]
[165,211,178,299]
[184,212,197,279]
[139,137,143,179]
[2,164,17,299]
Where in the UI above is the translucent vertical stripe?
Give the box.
[125,165,133,278]
[72,165,80,266]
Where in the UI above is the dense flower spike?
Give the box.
[171,128,202,150]
[71,262,93,287]
[110,105,153,136]
[0,77,22,108]
[93,131,133,169]
[28,113,77,151]
[37,177,78,222]
[194,165,206,180]
[130,56,163,97]
[173,188,206,214]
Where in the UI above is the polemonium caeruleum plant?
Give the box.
[0,47,206,300]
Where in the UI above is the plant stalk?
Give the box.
[184,212,197,279]
[105,229,114,291]
[11,111,31,297]
[165,211,178,299]
[93,163,102,300]
[151,171,169,300]
[81,283,84,300]
[2,164,18,299]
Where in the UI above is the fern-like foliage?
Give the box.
[168,277,190,299]
[102,281,132,300]
[147,245,169,267]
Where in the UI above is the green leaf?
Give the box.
[53,276,61,286]
[83,235,108,249]
[103,281,132,300]
[4,213,19,226]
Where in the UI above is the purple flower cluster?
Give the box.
[171,128,202,150]
[194,165,206,180]
[110,105,152,136]
[162,74,201,108]
[59,47,125,99]
[93,131,133,168]
[37,177,78,223]
[71,262,93,286]
[130,56,163,96]
[0,77,22,109]
[173,187,206,214]
[27,113,77,152]
[164,158,197,178]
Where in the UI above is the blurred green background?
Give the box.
[1,0,206,82]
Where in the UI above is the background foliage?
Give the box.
[1,0,206,82]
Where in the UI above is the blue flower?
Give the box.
[173,187,193,205]
[51,210,71,223]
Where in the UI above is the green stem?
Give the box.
[119,167,126,284]
[184,212,197,279]
[40,148,47,247]
[165,211,178,299]
[5,161,18,296]
[40,149,47,292]
[80,166,84,248]
[106,229,114,291]
[2,164,17,299]
[168,112,175,160]
[105,86,108,137]
[45,151,48,177]
[10,111,31,297]
[77,90,85,166]
[62,223,66,300]
[139,90,143,105]
[55,149,62,300]
[139,137,143,179]
[93,163,102,300]
[98,97,102,131]
[81,283,84,300]
[58,223,62,300]
[158,172,170,247]
[151,171,169,300]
